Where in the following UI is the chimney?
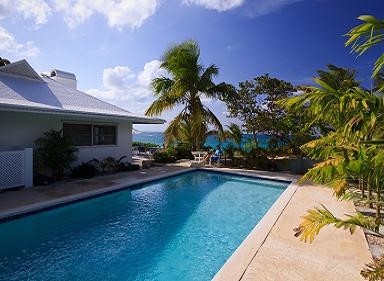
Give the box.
[50,69,77,89]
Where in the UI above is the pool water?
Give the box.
[0,171,288,281]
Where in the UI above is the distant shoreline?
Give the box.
[133,132,271,148]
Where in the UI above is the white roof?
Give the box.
[0,60,164,124]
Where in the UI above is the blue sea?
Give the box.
[133,131,271,148]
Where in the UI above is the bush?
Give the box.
[153,147,177,163]
[132,141,159,148]
[223,143,236,159]
[175,142,194,160]
[71,162,98,178]
[118,162,140,171]
[34,129,78,180]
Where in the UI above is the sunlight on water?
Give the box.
[0,171,287,281]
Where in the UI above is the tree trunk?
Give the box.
[252,129,258,147]
[376,189,381,226]
[360,178,365,198]
[368,183,373,209]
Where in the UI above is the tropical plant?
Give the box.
[225,123,243,150]
[345,15,384,81]
[145,40,236,150]
[34,129,78,180]
[280,14,384,281]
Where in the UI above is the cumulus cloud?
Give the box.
[248,0,304,17]
[183,0,244,11]
[0,0,51,26]
[87,60,166,114]
[0,26,40,58]
[54,0,160,29]
[103,66,135,89]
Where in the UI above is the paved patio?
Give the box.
[0,164,372,280]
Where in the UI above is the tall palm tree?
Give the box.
[145,40,235,150]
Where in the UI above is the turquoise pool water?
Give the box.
[0,171,288,281]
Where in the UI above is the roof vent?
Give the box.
[50,69,77,89]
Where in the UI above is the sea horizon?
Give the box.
[132,131,271,149]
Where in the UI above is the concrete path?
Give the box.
[214,182,372,281]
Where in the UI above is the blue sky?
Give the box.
[0,0,382,131]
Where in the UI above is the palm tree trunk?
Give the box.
[252,129,258,147]
[359,178,365,198]
[368,182,373,209]
[376,188,381,225]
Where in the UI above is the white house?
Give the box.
[0,60,164,187]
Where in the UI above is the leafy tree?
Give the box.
[222,74,310,154]
[34,129,78,180]
[145,40,236,150]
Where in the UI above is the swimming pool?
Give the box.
[0,171,288,281]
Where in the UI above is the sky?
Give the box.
[0,0,383,132]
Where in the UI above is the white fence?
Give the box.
[0,148,33,189]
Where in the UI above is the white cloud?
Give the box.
[0,26,40,58]
[248,0,304,17]
[0,0,51,26]
[87,60,166,114]
[183,0,244,11]
[54,0,160,29]
[103,66,135,89]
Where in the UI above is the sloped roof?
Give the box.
[0,59,43,81]
[0,60,164,124]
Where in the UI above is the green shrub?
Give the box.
[153,147,177,163]
[118,162,140,171]
[34,129,78,180]
[175,142,194,160]
[132,141,159,148]
[223,144,236,159]
[71,162,98,178]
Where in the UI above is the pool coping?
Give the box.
[0,168,294,223]
[0,168,194,222]
[212,174,298,281]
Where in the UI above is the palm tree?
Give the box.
[345,15,384,80]
[145,40,235,150]
[0,57,10,66]
[284,14,384,281]
[225,123,243,150]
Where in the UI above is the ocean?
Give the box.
[132,132,271,149]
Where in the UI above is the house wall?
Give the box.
[0,111,133,166]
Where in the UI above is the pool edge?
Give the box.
[212,178,298,281]
[0,168,196,222]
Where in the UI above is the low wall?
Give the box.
[225,157,316,174]
[274,158,316,174]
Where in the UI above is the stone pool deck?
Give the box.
[0,164,372,280]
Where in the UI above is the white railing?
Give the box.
[0,148,33,189]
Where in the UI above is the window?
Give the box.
[93,125,116,145]
[63,123,117,146]
[63,124,92,146]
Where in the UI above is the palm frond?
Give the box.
[293,204,379,243]
[361,256,384,281]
